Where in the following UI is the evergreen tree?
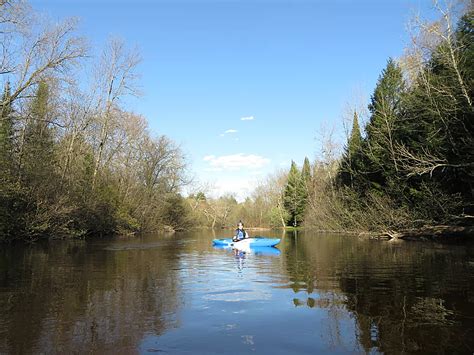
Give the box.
[456,10,474,88]
[338,111,364,188]
[364,58,405,187]
[399,9,474,217]
[284,161,306,227]
[348,111,362,157]
[368,59,405,131]
[301,157,311,185]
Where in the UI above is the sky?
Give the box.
[32,0,436,201]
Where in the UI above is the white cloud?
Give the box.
[203,153,270,171]
[203,155,216,161]
[219,129,238,136]
[240,116,254,121]
[211,178,259,202]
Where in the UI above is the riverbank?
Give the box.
[293,223,474,242]
[3,222,473,246]
[372,225,474,242]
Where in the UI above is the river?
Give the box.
[1,230,473,354]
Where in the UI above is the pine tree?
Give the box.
[338,111,364,188]
[347,111,363,187]
[284,161,306,227]
[364,58,405,186]
[348,111,362,158]
[399,10,474,217]
[301,157,311,185]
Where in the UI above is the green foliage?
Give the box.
[338,111,364,188]
[364,58,405,185]
[2,4,472,240]
[195,191,206,201]
[0,5,192,242]
[269,205,290,228]
[394,10,474,219]
[348,111,362,155]
[325,10,474,230]
[284,161,307,227]
[162,193,193,231]
[0,83,188,241]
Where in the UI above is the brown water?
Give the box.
[1,230,473,354]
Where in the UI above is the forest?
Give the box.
[306,2,473,233]
[0,0,472,242]
[0,0,189,242]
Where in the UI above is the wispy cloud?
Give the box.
[241,116,254,121]
[212,178,259,202]
[203,153,270,171]
[219,129,238,137]
[203,167,224,172]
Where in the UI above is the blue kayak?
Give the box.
[212,237,280,247]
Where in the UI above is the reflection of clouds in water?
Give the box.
[241,335,254,345]
[203,289,272,302]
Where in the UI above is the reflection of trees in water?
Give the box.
[340,248,474,354]
[0,237,185,353]
[284,231,357,351]
[282,232,474,353]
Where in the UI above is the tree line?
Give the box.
[184,157,311,229]
[1,1,472,239]
[0,0,188,242]
[306,2,473,231]
[187,2,473,232]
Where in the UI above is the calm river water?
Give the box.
[1,230,474,354]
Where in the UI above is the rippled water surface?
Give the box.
[1,230,474,354]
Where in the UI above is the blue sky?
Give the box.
[33,0,435,200]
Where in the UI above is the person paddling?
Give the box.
[233,221,250,242]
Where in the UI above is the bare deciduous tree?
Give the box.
[91,38,141,186]
[9,18,86,104]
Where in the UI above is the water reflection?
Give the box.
[281,231,474,353]
[0,230,473,353]
[0,235,184,354]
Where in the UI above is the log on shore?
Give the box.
[377,225,474,241]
